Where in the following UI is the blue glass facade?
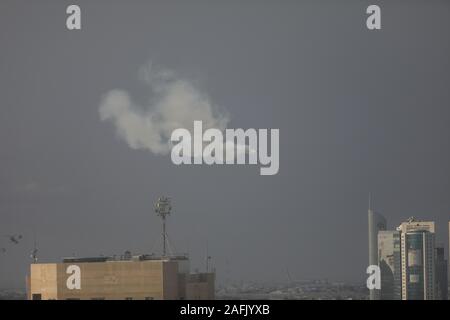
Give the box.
[406,232,424,300]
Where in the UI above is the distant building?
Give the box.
[26,254,214,300]
[368,208,386,300]
[435,246,448,300]
[397,218,435,300]
[378,230,401,299]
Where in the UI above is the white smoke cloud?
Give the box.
[99,62,229,155]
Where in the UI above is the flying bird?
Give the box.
[4,234,23,244]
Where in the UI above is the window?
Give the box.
[32,293,42,300]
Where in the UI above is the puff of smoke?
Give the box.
[99,62,229,155]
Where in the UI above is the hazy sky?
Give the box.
[1,1,449,289]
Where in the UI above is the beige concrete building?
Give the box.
[27,255,214,300]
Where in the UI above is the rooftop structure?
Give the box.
[26,197,215,300]
[27,253,214,300]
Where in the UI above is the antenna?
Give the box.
[286,267,293,284]
[154,196,172,257]
[31,233,38,263]
[205,242,211,273]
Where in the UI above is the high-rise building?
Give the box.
[26,254,215,300]
[378,230,402,299]
[397,218,435,300]
[435,246,448,300]
[368,205,387,300]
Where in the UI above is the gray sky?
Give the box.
[1,0,449,289]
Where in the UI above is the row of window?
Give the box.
[32,295,155,300]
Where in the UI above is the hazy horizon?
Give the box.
[1,0,450,289]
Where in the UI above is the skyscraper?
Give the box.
[368,202,387,300]
[397,218,436,300]
[435,246,448,300]
[378,230,402,299]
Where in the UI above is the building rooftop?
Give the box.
[62,253,189,264]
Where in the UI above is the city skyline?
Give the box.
[369,212,449,300]
[1,197,449,293]
[1,1,450,292]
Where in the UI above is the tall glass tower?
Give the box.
[398,218,435,300]
[378,230,402,299]
[368,204,387,300]
[435,246,448,300]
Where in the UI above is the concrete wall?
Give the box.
[30,263,58,300]
[30,260,178,300]
[29,260,215,300]
[186,273,215,300]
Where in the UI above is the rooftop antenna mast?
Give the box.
[205,242,211,273]
[31,233,38,263]
[154,196,172,257]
